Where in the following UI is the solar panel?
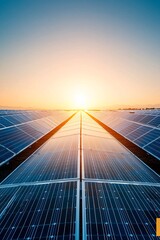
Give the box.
[0,111,74,131]
[144,137,160,159]
[0,111,75,165]
[2,148,78,184]
[83,127,108,138]
[0,116,13,127]
[2,130,79,184]
[126,126,152,141]
[22,113,35,120]
[83,134,126,152]
[4,115,22,124]
[82,112,160,183]
[54,128,80,138]
[112,120,131,131]
[0,145,14,164]
[1,111,159,240]
[0,181,78,240]
[42,118,56,128]
[12,114,32,123]
[0,123,4,128]
[138,115,156,124]
[134,129,160,147]
[130,114,146,122]
[148,116,160,127]
[0,185,17,210]
[17,123,43,138]
[0,127,35,153]
[26,120,52,134]
[90,110,160,160]
[83,144,160,182]
[119,123,141,135]
[84,182,160,240]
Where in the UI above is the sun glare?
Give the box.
[74,92,87,109]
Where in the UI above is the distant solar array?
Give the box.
[0,110,74,166]
[89,110,160,160]
[0,111,160,239]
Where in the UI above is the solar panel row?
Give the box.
[89,110,160,160]
[0,111,74,166]
[0,111,50,128]
[0,113,80,239]
[82,113,160,240]
[0,111,160,239]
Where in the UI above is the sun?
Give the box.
[74,92,87,109]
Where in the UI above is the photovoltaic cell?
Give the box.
[53,128,79,138]
[0,182,77,240]
[112,121,131,132]
[2,134,79,184]
[0,127,35,153]
[144,138,160,159]
[148,116,160,127]
[17,123,43,138]
[85,182,160,240]
[42,118,56,128]
[2,150,78,184]
[126,126,152,141]
[0,186,17,211]
[131,115,146,122]
[83,135,123,153]
[0,145,14,164]
[26,120,52,134]
[83,127,108,138]
[134,129,160,147]
[12,114,29,123]
[0,123,4,128]
[0,117,13,127]
[4,115,22,124]
[84,150,160,182]
[139,115,156,124]
[119,123,141,135]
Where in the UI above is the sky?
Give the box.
[0,0,160,109]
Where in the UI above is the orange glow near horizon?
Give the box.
[1,33,160,110]
[1,1,160,110]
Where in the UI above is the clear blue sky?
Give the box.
[0,0,160,109]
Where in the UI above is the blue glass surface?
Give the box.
[0,127,35,153]
[148,116,160,127]
[90,110,160,159]
[119,123,141,135]
[0,145,14,164]
[85,182,160,240]
[18,124,43,138]
[0,182,77,240]
[144,138,160,159]
[134,129,160,147]
[139,115,156,124]
[0,117,13,127]
[84,148,160,182]
[126,126,152,141]
[4,115,21,124]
